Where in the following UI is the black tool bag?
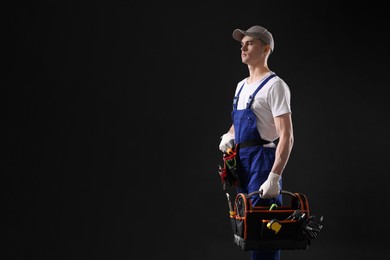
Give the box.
[228,190,323,251]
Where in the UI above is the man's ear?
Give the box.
[263,44,271,54]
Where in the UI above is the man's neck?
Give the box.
[247,65,271,84]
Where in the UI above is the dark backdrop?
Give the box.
[5,1,390,259]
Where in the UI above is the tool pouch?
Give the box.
[229,190,323,251]
[218,146,243,189]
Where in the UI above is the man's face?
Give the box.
[240,36,265,65]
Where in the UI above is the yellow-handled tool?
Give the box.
[267,219,282,234]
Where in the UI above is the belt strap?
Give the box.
[238,139,271,149]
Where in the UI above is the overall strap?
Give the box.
[232,82,245,110]
[245,73,276,109]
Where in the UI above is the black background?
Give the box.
[5,1,390,259]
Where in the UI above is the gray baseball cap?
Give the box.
[232,25,274,52]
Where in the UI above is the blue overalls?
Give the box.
[232,73,282,260]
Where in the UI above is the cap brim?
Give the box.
[233,29,259,41]
[232,29,245,41]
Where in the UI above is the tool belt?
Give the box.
[228,190,323,251]
[237,138,272,149]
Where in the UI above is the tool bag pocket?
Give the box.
[258,219,305,240]
[230,216,244,238]
[229,190,313,251]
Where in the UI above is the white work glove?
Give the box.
[259,172,281,199]
[219,132,235,153]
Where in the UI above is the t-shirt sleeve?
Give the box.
[268,80,291,117]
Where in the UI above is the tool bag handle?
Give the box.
[247,190,296,198]
[246,190,310,213]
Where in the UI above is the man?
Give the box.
[218,25,294,260]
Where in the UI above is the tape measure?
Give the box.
[267,219,282,234]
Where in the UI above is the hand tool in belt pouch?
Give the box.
[218,146,240,190]
[228,190,324,251]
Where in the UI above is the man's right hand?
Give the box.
[259,172,281,198]
[219,132,235,153]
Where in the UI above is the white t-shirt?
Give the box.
[234,72,291,142]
